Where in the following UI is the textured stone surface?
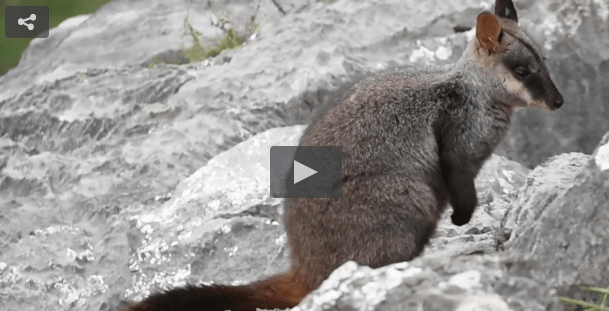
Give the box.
[123,126,304,301]
[0,0,608,310]
[509,134,609,305]
[295,255,562,311]
[2,0,607,168]
[427,154,529,258]
[502,152,590,245]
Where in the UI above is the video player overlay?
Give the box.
[270,146,341,198]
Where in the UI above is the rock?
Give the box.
[157,125,305,224]
[0,218,131,311]
[502,153,589,246]
[0,0,309,96]
[124,126,305,302]
[427,154,529,258]
[3,0,607,169]
[125,216,289,302]
[295,255,561,311]
[593,131,609,171]
[509,132,609,305]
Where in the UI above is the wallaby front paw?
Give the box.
[451,212,472,226]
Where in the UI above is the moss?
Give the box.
[148,55,161,69]
[182,41,207,64]
[251,19,261,32]
[205,29,243,58]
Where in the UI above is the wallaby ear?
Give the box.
[476,12,503,54]
[495,0,518,22]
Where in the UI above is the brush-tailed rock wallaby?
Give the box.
[122,1,564,310]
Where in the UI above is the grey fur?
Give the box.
[284,2,562,291]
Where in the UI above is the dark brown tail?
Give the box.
[120,269,310,311]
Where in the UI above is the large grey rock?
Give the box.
[124,126,304,301]
[508,132,609,305]
[502,152,589,246]
[295,255,561,311]
[2,0,608,168]
[0,0,311,97]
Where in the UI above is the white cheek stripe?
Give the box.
[502,75,547,108]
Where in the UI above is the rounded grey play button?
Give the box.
[293,160,317,184]
[270,146,342,198]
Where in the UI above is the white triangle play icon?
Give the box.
[294,160,317,184]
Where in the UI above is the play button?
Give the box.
[293,160,317,184]
[270,146,341,198]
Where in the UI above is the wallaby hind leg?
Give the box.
[339,217,439,270]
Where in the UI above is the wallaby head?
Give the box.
[472,0,564,111]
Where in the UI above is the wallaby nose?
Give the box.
[554,94,564,109]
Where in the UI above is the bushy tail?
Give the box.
[120,269,310,311]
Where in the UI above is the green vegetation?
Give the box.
[1,2,245,73]
[148,55,162,69]
[560,286,609,311]
[251,19,260,33]
[0,0,114,76]
[181,16,243,64]
[146,17,244,68]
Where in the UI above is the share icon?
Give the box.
[5,6,49,38]
[18,14,36,30]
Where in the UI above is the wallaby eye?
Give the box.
[513,66,530,78]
